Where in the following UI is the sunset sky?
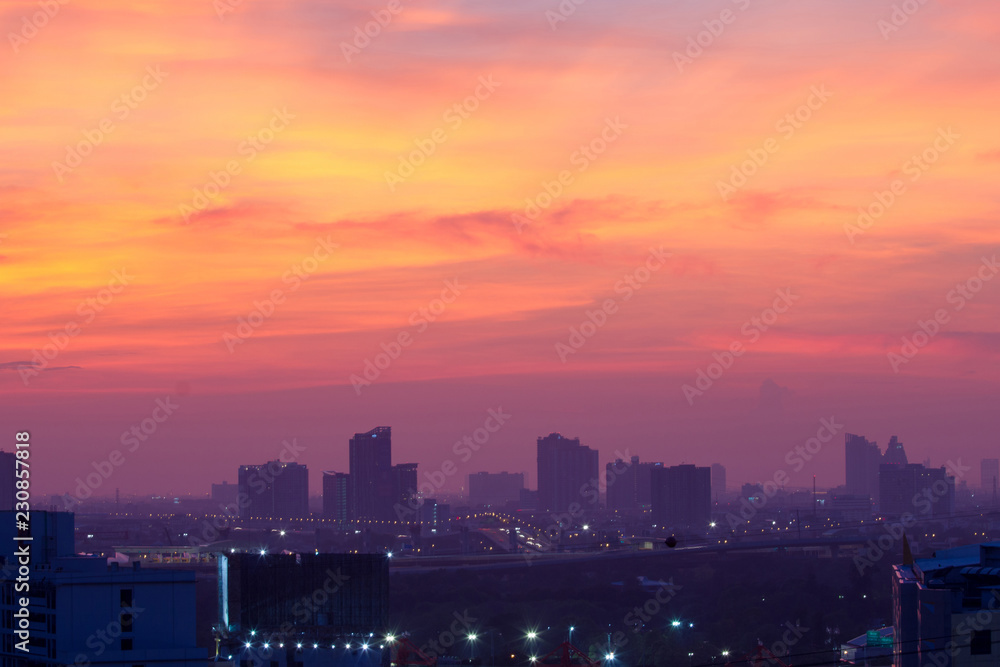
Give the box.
[2,0,999,498]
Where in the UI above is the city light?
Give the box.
[362,643,369,650]
[722,650,730,657]
[671,620,682,627]
[386,635,396,643]
[605,653,615,660]
[526,631,537,640]
[259,549,267,556]
[279,530,285,536]
[468,633,478,641]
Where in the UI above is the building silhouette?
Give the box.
[468,471,524,508]
[883,436,908,465]
[845,433,882,503]
[349,426,393,520]
[237,460,309,519]
[322,471,350,521]
[651,464,711,528]
[711,463,727,501]
[536,433,598,513]
[879,463,954,518]
[392,462,419,517]
[605,456,662,512]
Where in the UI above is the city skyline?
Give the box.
[2,0,1000,500]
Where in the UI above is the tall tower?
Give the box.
[845,433,881,502]
[349,426,392,520]
[536,433,598,514]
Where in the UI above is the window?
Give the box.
[971,630,991,655]
[121,638,133,651]
[120,589,133,607]
[121,612,133,632]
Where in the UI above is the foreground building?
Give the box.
[893,542,1000,667]
[0,511,204,667]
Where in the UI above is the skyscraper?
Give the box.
[323,471,350,521]
[536,433,599,513]
[651,464,712,528]
[392,463,419,516]
[349,426,393,520]
[237,460,309,519]
[845,433,882,501]
[711,463,727,500]
[883,436,908,465]
[606,457,639,511]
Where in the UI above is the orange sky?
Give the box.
[2,0,999,497]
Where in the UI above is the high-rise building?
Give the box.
[606,457,639,511]
[879,463,954,518]
[536,433,599,513]
[0,450,14,511]
[237,460,309,519]
[349,426,393,520]
[845,433,882,502]
[651,464,712,528]
[982,459,999,504]
[468,471,525,508]
[711,463,727,500]
[323,471,350,521]
[392,463,419,515]
[883,436,908,465]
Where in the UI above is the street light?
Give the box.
[569,626,575,644]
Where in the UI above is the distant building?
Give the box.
[606,456,639,511]
[711,463,727,500]
[879,463,954,518]
[846,433,882,502]
[468,471,524,508]
[392,463,419,515]
[237,460,309,519]
[518,488,538,511]
[893,543,1000,667]
[606,457,662,512]
[825,493,874,521]
[536,433,599,513]
[210,481,238,506]
[419,498,450,526]
[0,450,13,511]
[0,511,204,666]
[982,459,999,504]
[349,426,393,520]
[651,465,711,528]
[323,471,350,521]
[883,436,908,465]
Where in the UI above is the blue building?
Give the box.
[893,542,1000,667]
[0,511,205,667]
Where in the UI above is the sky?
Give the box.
[1,0,999,499]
